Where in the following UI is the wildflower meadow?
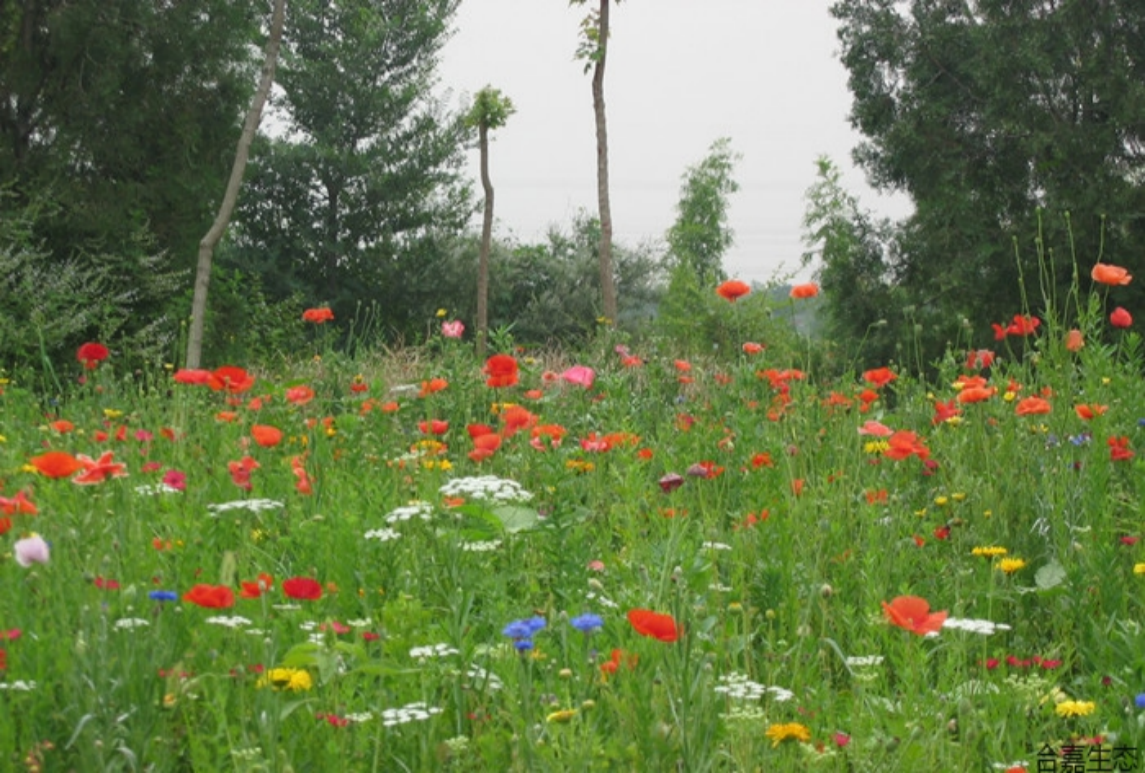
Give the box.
[4,268,1145,772]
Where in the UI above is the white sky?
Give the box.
[436,0,910,285]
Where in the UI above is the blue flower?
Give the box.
[570,613,603,633]
[1135,693,1145,710]
[513,639,534,652]
[149,590,178,602]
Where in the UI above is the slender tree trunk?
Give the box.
[185,0,287,369]
[592,0,618,323]
[476,122,493,358]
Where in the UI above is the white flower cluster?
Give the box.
[466,664,503,691]
[364,527,402,542]
[114,617,150,630]
[207,499,284,515]
[0,680,37,691]
[134,484,182,496]
[439,476,533,504]
[380,701,443,727]
[845,655,885,668]
[410,643,459,659]
[205,616,252,628]
[383,501,434,524]
[702,541,733,551]
[713,672,794,702]
[460,540,501,552]
[943,617,1012,636]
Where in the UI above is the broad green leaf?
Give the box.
[1035,561,1066,591]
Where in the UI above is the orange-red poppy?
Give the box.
[73,452,128,485]
[742,341,764,355]
[251,425,284,448]
[1065,329,1084,352]
[1014,397,1051,416]
[173,368,212,385]
[1091,263,1132,286]
[881,595,947,636]
[627,609,679,642]
[49,420,74,434]
[208,366,256,394]
[716,279,751,302]
[418,419,449,435]
[183,584,235,609]
[241,573,275,599]
[1074,404,1108,421]
[789,282,820,299]
[483,354,519,388]
[302,307,335,323]
[419,378,449,398]
[285,386,315,405]
[957,386,996,404]
[1111,307,1133,329]
[29,451,84,479]
[283,576,322,600]
[862,367,897,388]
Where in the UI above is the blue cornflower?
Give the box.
[1136,693,1145,710]
[503,617,544,639]
[570,613,603,633]
[149,590,178,602]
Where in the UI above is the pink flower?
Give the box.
[14,534,50,567]
[162,469,187,491]
[441,320,465,339]
[857,420,894,437]
[560,365,595,389]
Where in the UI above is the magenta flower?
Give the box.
[561,365,595,389]
[441,320,465,339]
[162,469,187,491]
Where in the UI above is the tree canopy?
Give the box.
[829,0,1145,360]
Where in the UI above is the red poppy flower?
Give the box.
[1091,263,1132,286]
[1014,396,1051,416]
[241,572,275,599]
[965,349,995,370]
[1110,307,1133,329]
[957,386,996,404]
[208,366,256,394]
[0,490,37,515]
[932,400,961,424]
[627,609,679,642]
[29,451,85,479]
[183,584,236,609]
[742,341,764,355]
[862,367,897,388]
[419,378,449,397]
[228,455,260,490]
[251,425,283,448]
[73,452,128,485]
[302,307,335,323]
[283,577,323,600]
[715,279,751,302]
[881,595,947,636]
[501,406,537,435]
[285,386,315,405]
[483,354,519,388]
[173,368,212,385]
[77,342,110,370]
[417,419,449,435]
[1109,436,1134,461]
[884,430,930,461]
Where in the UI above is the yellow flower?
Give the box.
[1054,699,1096,718]
[1003,390,1016,402]
[997,558,1027,574]
[103,409,124,419]
[435,308,447,318]
[258,668,313,692]
[934,495,949,507]
[546,709,578,724]
[972,546,1007,559]
[951,492,967,502]
[765,722,811,747]
[863,440,889,455]
[565,459,595,474]
[1133,563,1145,575]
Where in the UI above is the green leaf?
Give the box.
[492,505,540,534]
[1035,561,1066,591]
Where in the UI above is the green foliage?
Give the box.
[830,0,1145,359]
[431,215,662,346]
[665,137,741,285]
[233,0,470,339]
[0,193,185,378]
[464,86,515,131]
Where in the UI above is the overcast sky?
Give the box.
[435,0,910,285]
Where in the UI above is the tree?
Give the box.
[570,0,622,324]
[801,156,901,368]
[0,1,260,362]
[187,0,287,369]
[232,0,469,336]
[464,86,515,358]
[665,137,740,285]
[831,0,1145,351]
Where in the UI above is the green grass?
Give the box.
[1,298,1144,772]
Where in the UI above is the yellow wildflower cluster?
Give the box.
[765,722,811,747]
[997,558,1027,575]
[972,546,1008,559]
[1054,699,1096,718]
[257,668,313,692]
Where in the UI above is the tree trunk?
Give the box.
[592,0,618,324]
[476,122,493,358]
[185,0,287,369]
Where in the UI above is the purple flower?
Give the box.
[570,613,603,633]
[14,534,50,567]
[658,473,684,493]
